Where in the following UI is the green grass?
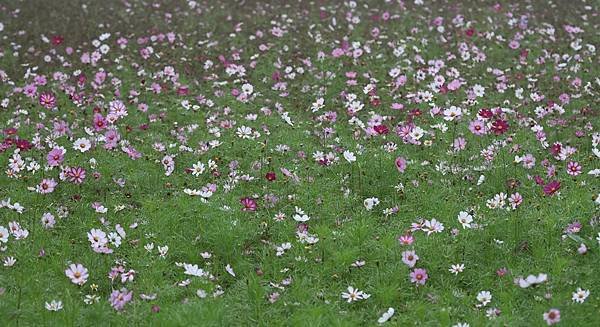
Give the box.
[0,0,599,326]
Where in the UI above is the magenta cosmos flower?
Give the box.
[566,161,581,176]
[65,166,86,184]
[410,268,428,285]
[240,197,257,211]
[39,92,56,109]
[490,119,509,135]
[543,180,561,196]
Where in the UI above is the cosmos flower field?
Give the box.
[0,0,599,325]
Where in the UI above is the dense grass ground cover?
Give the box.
[0,0,599,325]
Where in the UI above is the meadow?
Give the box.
[0,0,599,325]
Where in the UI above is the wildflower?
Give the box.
[84,294,101,304]
[240,197,257,211]
[457,211,473,229]
[577,243,587,255]
[395,157,407,173]
[109,288,133,311]
[490,119,509,135]
[39,92,57,109]
[45,300,63,311]
[73,138,92,153]
[343,150,356,163]
[0,226,10,243]
[443,106,462,121]
[509,193,523,209]
[293,207,310,222]
[225,264,236,277]
[422,218,444,235]
[88,229,108,249]
[409,268,428,285]
[65,263,89,285]
[41,212,56,229]
[196,289,208,299]
[36,178,58,194]
[566,161,582,176]
[341,286,369,303]
[449,263,465,275]
[183,264,206,277]
[398,235,414,245]
[364,197,380,211]
[47,147,65,166]
[543,308,560,325]
[377,308,395,324]
[476,291,492,307]
[401,250,419,268]
[572,288,590,303]
[158,245,169,258]
[543,180,561,196]
[516,273,547,288]
[3,256,16,267]
[65,166,86,184]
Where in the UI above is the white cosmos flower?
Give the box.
[225,264,236,277]
[293,206,310,222]
[241,83,254,95]
[45,300,64,311]
[516,273,547,288]
[3,256,16,267]
[183,264,206,277]
[197,289,207,298]
[476,291,492,307]
[341,286,368,303]
[363,197,380,211]
[343,150,356,163]
[572,288,590,303]
[457,211,473,229]
[377,307,395,324]
[184,188,201,196]
[449,263,465,275]
[73,138,92,152]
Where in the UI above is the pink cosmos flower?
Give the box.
[65,166,86,184]
[39,92,57,109]
[41,213,56,229]
[37,178,58,194]
[453,137,467,151]
[397,235,414,246]
[543,308,560,325]
[109,288,133,311]
[65,263,89,285]
[469,119,486,136]
[47,147,65,166]
[410,268,428,285]
[509,193,523,209]
[566,161,581,176]
[395,157,407,173]
[104,129,120,149]
[401,250,419,268]
[391,103,404,110]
